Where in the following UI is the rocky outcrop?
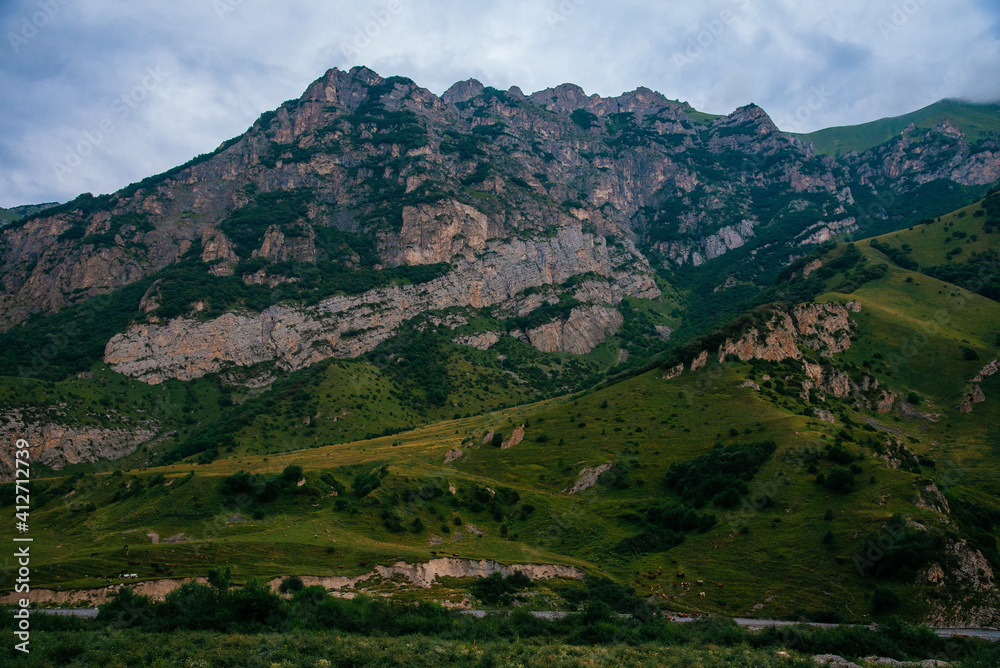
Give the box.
[264,558,584,595]
[920,540,1000,628]
[0,558,586,607]
[663,363,684,380]
[800,360,887,411]
[201,228,239,276]
[105,227,657,383]
[252,225,317,263]
[395,200,490,265]
[454,331,501,350]
[526,304,623,355]
[972,359,999,383]
[958,385,986,413]
[565,463,613,494]
[718,302,855,364]
[0,578,207,607]
[501,425,525,449]
[444,448,463,464]
[0,410,156,481]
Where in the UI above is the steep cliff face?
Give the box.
[526,304,624,355]
[0,410,156,481]
[105,227,655,382]
[717,302,856,364]
[3,66,990,336]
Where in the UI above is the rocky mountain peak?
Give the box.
[527,83,595,113]
[443,78,486,105]
[720,103,779,134]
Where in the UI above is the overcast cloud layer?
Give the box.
[1,0,998,206]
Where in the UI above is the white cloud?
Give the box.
[0,0,997,205]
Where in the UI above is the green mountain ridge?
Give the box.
[799,98,1000,157]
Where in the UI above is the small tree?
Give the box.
[207,566,232,592]
[279,575,304,594]
[492,432,504,448]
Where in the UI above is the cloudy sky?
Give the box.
[1,0,998,207]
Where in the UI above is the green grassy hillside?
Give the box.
[799,99,1000,157]
[4,195,1000,628]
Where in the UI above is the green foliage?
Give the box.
[962,346,980,361]
[352,465,389,498]
[0,278,151,380]
[664,440,777,508]
[508,293,582,332]
[871,586,901,613]
[219,188,312,258]
[469,571,532,605]
[614,503,715,554]
[870,239,919,270]
[370,327,454,408]
[570,108,599,130]
[858,520,943,582]
[279,575,305,594]
[924,249,1000,301]
[823,467,855,493]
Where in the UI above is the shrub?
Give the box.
[469,571,532,606]
[872,586,901,613]
[279,575,305,594]
[824,467,855,493]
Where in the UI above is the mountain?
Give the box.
[1,68,996,381]
[0,202,58,228]
[1,67,1000,627]
[800,99,1000,158]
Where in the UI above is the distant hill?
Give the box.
[799,99,1000,157]
[0,202,59,228]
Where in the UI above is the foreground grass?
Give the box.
[7,630,817,668]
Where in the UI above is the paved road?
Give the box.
[24,608,1000,640]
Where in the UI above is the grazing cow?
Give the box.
[452,553,459,557]
[696,580,704,585]
[698,592,706,598]
[90,552,99,557]
[676,572,684,578]
[338,565,344,569]
[717,583,724,588]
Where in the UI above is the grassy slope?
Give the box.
[870,198,996,267]
[8,200,1000,625]
[799,99,1000,157]
[0,206,17,228]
